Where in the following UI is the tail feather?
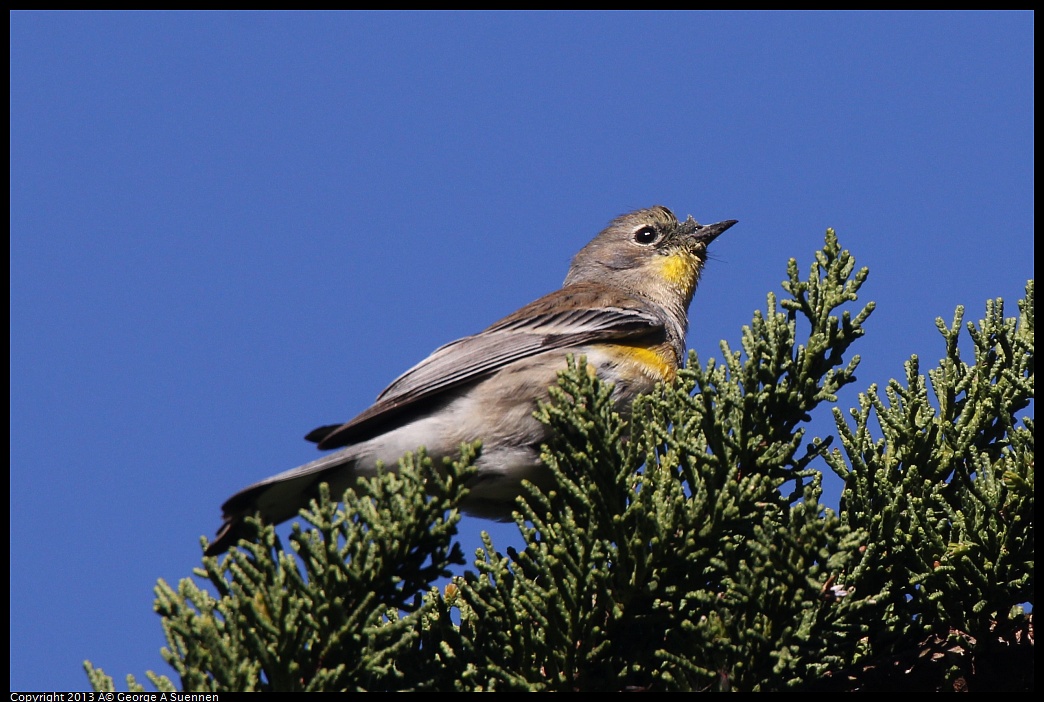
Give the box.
[205,449,359,556]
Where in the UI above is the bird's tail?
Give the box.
[205,448,360,556]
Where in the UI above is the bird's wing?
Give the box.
[306,285,665,449]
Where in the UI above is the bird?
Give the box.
[205,206,736,555]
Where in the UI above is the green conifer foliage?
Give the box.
[86,233,1033,692]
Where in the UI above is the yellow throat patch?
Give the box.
[658,250,701,298]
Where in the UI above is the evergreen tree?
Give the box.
[86,231,1034,691]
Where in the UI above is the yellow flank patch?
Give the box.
[659,252,699,292]
[604,342,677,382]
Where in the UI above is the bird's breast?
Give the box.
[587,341,679,386]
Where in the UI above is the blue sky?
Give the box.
[10,11,1033,691]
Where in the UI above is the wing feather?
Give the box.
[308,284,665,449]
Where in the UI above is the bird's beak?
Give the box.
[691,219,738,245]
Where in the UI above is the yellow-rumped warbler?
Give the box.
[205,206,735,555]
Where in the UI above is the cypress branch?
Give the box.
[86,236,1033,692]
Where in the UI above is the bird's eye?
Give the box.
[633,226,660,245]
